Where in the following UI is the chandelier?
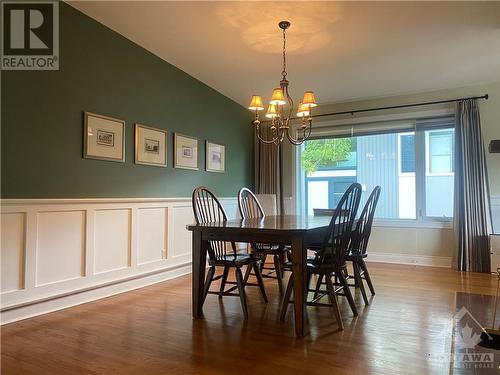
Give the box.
[248,21,317,146]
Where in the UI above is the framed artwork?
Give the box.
[206,141,225,173]
[174,133,198,170]
[83,112,125,162]
[134,124,167,167]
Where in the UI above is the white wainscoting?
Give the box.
[0,196,294,324]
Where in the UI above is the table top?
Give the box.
[186,215,332,233]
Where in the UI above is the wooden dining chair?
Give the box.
[280,183,362,329]
[192,187,268,319]
[346,186,381,305]
[237,187,288,295]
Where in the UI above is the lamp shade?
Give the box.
[302,91,317,107]
[265,104,278,118]
[248,95,264,111]
[270,88,286,105]
[296,102,310,117]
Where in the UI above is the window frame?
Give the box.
[292,109,455,228]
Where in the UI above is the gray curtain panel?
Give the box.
[255,125,282,213]
[454,99,492,273]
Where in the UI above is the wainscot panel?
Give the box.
[0,197,241,324]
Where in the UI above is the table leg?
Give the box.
[291,236,307,337]
[192,230,207,318]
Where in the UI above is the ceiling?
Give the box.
[69,1,500,107]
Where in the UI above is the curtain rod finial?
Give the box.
[485,94,489,100]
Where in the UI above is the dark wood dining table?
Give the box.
[187,214,332,337]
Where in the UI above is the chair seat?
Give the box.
[210,253,258,266]
[305,256,349,275]
[347,252,368,260]
[308,243,322,251]
[252,244,288,255]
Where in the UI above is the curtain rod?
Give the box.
[308,94,489,120]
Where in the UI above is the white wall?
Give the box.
[366,223,455,267]
[0,196,295,324]
[0,197,242,324]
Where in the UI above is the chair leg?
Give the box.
[235,267,248,319]
[243,263,252,284]
[278,251,287,279]
[280,273,294,321]
[353,262,369,305]
[203,266,216,303]
[360,259,375,295]
[313,274,324,298]
[325,273,344,330]
[253,262,268,303]
[219,266,229,299]
[273,254,284,295]
[338,270,358,316]
[259,253,267,272]
[352,261,359,288]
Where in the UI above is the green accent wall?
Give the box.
[1,3,253,198]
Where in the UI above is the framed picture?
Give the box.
[134,124,167,167]
[206,141,225,173]
[83,112,125,162]
[174,133,198,170]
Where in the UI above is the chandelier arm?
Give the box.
[278,127,285,143]
[285,86,294,127]
[304,122,312,139]
[285,126,305,145]
[255,124,280,144]
[284,119,313,145]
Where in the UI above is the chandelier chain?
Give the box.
[281,28,287,79]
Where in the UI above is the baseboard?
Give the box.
[0,264,191,325]
[368,252,452,268]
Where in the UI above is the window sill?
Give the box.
[373,219,453,229]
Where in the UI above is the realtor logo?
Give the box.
[1,1,59,70]
[454,307,494,369]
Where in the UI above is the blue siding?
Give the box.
[356,134,399,218]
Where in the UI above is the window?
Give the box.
[299,117,455,221]
[427,130,454,174]
[425,129,455,218]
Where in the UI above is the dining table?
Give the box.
[187,214,333,337]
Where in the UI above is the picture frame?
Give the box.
[83,112,125,162]
[174,133,198,170]
[134,123,167,167]
[206,141,225,173]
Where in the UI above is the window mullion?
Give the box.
[415,129,426,221]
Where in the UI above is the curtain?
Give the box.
[454,99,492,273]
[255,124,282,213]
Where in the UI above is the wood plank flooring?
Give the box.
[1,263,496,375]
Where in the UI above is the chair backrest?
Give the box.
[317,183,362,268]
[192,186,235,260]
[351,186,381,255]
[238,187,265,219]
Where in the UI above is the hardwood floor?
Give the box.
[1,263,496,375]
